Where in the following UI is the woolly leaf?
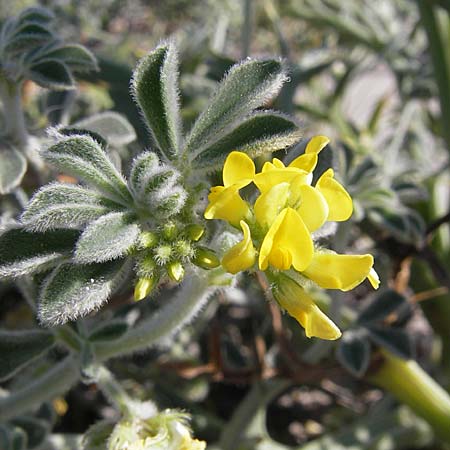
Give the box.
[358,290,408,324]
[38,259,131,326]
[336,330,371,377]
[132,41,182,159]
[74,212,140,263]
[29,59,74,90]
[191,112,301,169]
[10,427,27,450]
[17,7,55,24]
[0,228,79,279]
[89,320,129,342]
[128,151,160,198]
[37,44,98,72]
[0,329,55,381]
[22,183,117,232]
[184,58,287,156]
[0,144,27,194]
[42,134,132,204]
[74,112,136,146]
[367,325,414,359]
[10,417,48,449]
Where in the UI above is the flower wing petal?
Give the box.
[305,135,330,154]
[303,252,374,291]
[222,220,256,274]
[294,184,329,232]
[223,151,255,187]
[254,182,290,229]
[254,168,310,193]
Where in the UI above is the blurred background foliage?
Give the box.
[2,0,450,449]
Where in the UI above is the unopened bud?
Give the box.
[137,255,156,277]
[163,221,177,241]
[193,246,220,269]
[186,224,205,242]
[140,231,157,248]
[154,245,172,265]
[134,277,156,301]
[174,240,194,259]
[167,261,185,282]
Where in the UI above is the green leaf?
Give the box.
[128,151,160,197]
[10,427,27,450]
[37,44,98,72]
[17,7,55,24]
[191,112,301,169]
[28,59,74,90]
[336,329,371,377]
[21,183,116,232]
[358,290,409,324]
[10,417,48,449]
[89,320,129,342]
[0,329,55,382]
[74,212,140,263]
[82,420,115,450]
[42,134,132,204]
[0,227,79,279]
[74,112,136,146]
[183,58,287,156]
[38,259,131,326]
[132,41,182,159]
[0,144,27,194]
[367,325,414,359]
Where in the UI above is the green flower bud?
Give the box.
[139,231,158,248]
[163,221,177,241]
[186,224,205,242]
[193,247,220,269]
[137,255,157,277]
[154,245,172,265]
[134,277,156,301]
[167,261,185,282]
[174,240,194,259]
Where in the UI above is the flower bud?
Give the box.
[139,231,158,248]
[186,224,205,242]
[154,245,172,265]
[167,261,184,282]
[163,221,178,241]
[134,276,156,301]
[193,247,220,269]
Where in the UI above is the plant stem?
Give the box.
[0,355,79,422]
[94,365,132,414]
[241,0,253,58]
[369,349,450,442]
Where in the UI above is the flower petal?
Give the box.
[303,252,374,291]
[254,182,290,229]
[305,135,330,154]
[368,268,380,289]
[259,207,313,271]
[293,183,329,232]
[254,168,310,194]
[204,185,250,227]
[222,220,256,274]
[316,169,353,221]
[289,153,318,172]
[223,151,255,187]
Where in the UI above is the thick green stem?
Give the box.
[369,350,450,442]
[0,355,79,422]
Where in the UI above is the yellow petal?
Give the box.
[259,207,313,271]
[254,168,310,194]
[289,153,318,172]
[368,268,380,289]
[305,135,330,154]
[204,185,250,227]
[272,158,285,168]
[272,275,341,340]
[303,252,374,291]
[223,151,255,187]
[254,182,290,229]
[293,183,329,232]
[222,221,256,274]
[316,169,353,221]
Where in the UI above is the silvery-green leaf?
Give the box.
[367,325,414,359]
[0,227,79,279]
[22,183,116,232]
[82,420,115,450]
[89,320,129,343]
[336,329,371,377]
[184,58,287,156]
[132,41,182,159]
[128,151,160,198]
[36,43,98,72]
[42,134,132,204]
[0,144,27,194]
[74,112,136,146]
[10,417,48,449]
[191,111,301,169]
[17,7,55,24]
[38,259,131,326]
[74,212,140,263]
[28,59,74,90]
[0,329,55,382]
[358,290,408,324]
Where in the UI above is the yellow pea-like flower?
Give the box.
[222,221,256,274]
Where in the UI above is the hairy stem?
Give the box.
[0,355,79,422]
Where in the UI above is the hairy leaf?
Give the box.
[358,290,408,324]
[367,325,414,359]
[42,134,132,204]
[83,420,115,450]
[38,259,131,326]
[37,44,98,72]
[336,330,371,377]
[89,320,129,342]
[74,212,140,263]
[184,58,287,156]
[10,417,48,449]
[132,41,182,158]
[29,59,74,90]
[0,329,55,381]
[74,112,136,146]
[17,7,55,24]
[0,144,27,194]
[191,111,301,169]
[128,151,160,198]
[0,228,79,279]
[21,183,116,231]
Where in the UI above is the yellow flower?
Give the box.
[204,151,255,227]
[271,273,341,340]
[222,220,256,274]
